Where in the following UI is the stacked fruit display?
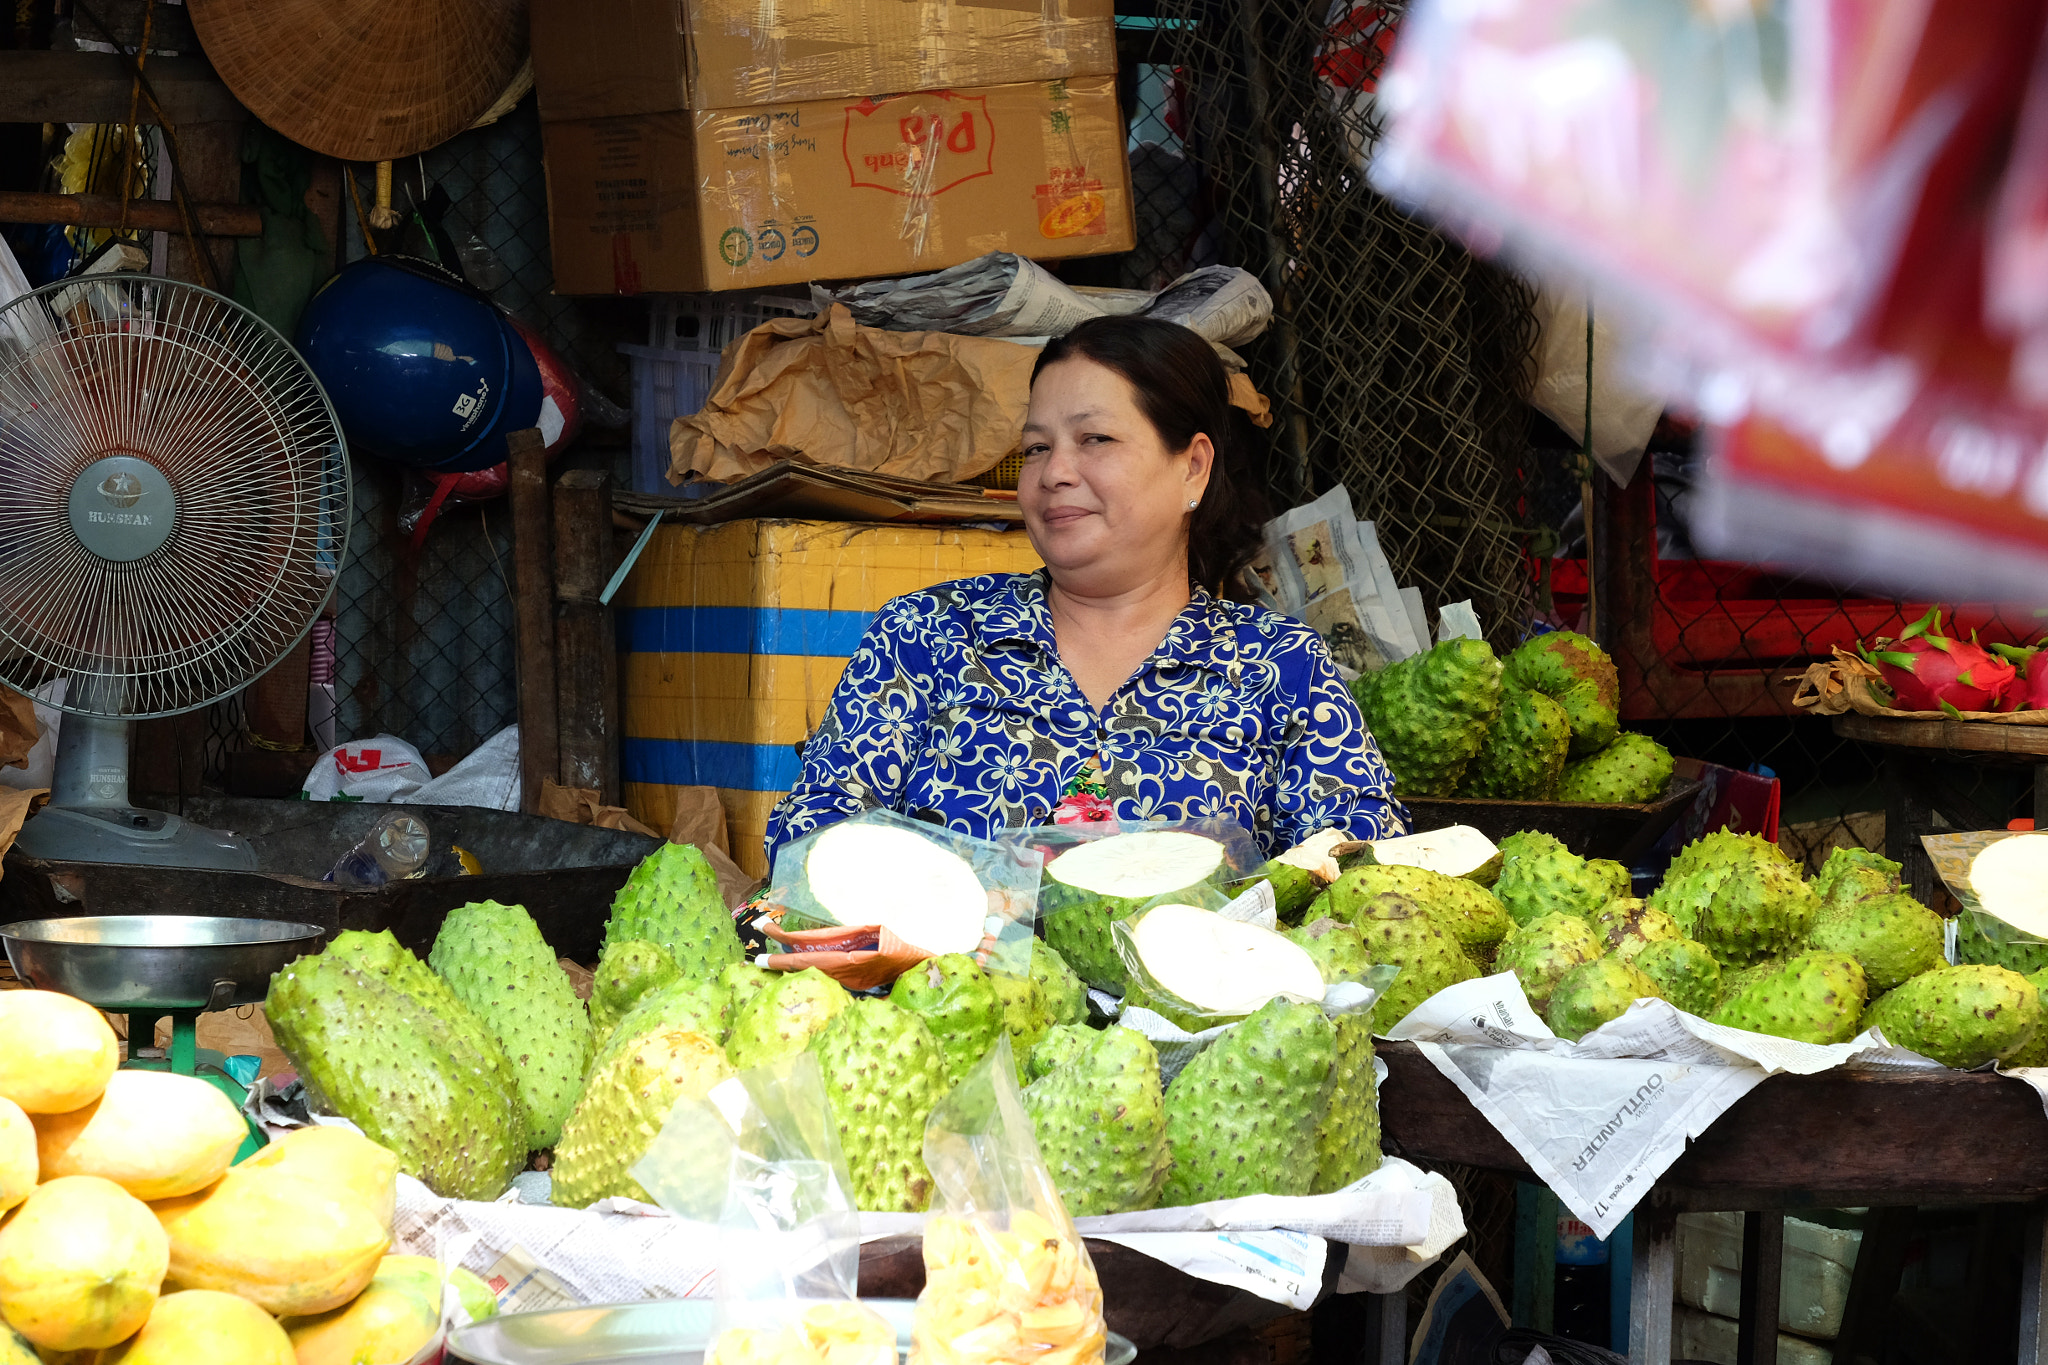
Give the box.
[0,989,487,1364]
[1858,608,2048,714]
[1351,630,1676,803]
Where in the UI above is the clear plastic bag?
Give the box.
[911,1039,1107,1365]
[630,1053,895,1365]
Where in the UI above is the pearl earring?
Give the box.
[1187,498,1198,509]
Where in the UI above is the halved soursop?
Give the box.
[1285,918,1382,1192]
[428,900,594,1150]
[888,954,1003,1085]
[1022,1025,1169,1215]
[1493,832,1612,926]
[1461,690,1571,800]
[1125,902,1325,1028]
[266,930,527,1200]
[803,822,988,957]
[1710,951,1866,1045]
[1245,828,1348,922]
[1493,912,1602,1015]
[727,967,849,1071]
[1588,898,1682,960]
[1348,638,1504,796]
[1969,833,2048,939]
[808,998,946,1211]
[1501,631,1620,756]
[1040,830,1229,993]
[1029,942,1089,1025]
[1350,893,1479,1032]
[1159,998,1336,1205]
[1631,938,1721,1017]
[550,1028,733,1208]
[1314,863,1509,963]
[1861,964,2043,1068]
[1809,893,1943,992]
[1364,825,1504,887]
[602,842,743,976]
[1546,958,1660,1042]
[1026,1023,1098,1083]
[589,939,680,1034]
[589,977,732,1075]
[1556,733,1675,804]
[1812,846,1901,910]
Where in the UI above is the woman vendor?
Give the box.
[763,316,1407,867]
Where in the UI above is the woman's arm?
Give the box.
[1270,635,1409,849]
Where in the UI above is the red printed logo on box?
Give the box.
[1035,167,1106,239]
[842,91,996,196]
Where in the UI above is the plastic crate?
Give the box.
[618,343,719,496]
[647,291,813,353]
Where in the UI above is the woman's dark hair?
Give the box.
[1032,315,1273,600]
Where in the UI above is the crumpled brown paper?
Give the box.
[538,778,660,837]
[669,304,1275,487]
[0,686,36,771]
[0,787,46,879]
[664,786,760,911]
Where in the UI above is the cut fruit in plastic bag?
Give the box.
[912,1038,1107,1365]
[1969,833,2048,940]
[1113,901,1324,1025]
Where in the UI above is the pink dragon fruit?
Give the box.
[1991,640,2048,712]
[1860,607,2017,716]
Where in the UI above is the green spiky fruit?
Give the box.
[1493,832,1616,926]
[1809,893,1943,993]
[1285,918,1383,1192]
[990,970,1051,1075]
[266,930,527,1200]
[589,939,679,1034]
[717,961,778,1017]
[2005,970,2048,1068]
[1588,898,1682,960]
[1556,733,1675,804]
[888,954,1004,1085]
[1030,942,1089,1026]
[1502,631,1621,756]
[1159,998,1336,1205]
[1715,956,1786,1008]
[428,900,594,1150]
[1547,957,1660,1041]
[1349,893,1479,1032]
[1242,831,1348,922]
[1026,1023,1098,1083]
[1348,638,1504,795]
[1812,847,1901,911]
[1022,1025,1170,1215]
[1659,859,1819,966]
[1861,965,2043,1068]
[550,1028,733,1208]
[1460,689,1571,800]
[589,977,732,1075]
[1711,951,1866,1044]
[602,842,743,977]
[1494,912,1603,1015]
[1952,915,2048,975]
[1660,831,1797,886]
[809,998,947,1211]
[1314,864,1509,962]
[1631,938,1721,1016]
[726,967,848,1071]
[1040,830,1232,992]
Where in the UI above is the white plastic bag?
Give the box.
[411,726,521,810]
[301,734,431,802]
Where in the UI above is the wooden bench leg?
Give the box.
[1736,1211,1782,1365]
[1629,1206,1676,1365]
[2021,1200,2048,1365]
[1364,1290,1406,1365]
[1833,1207,1914,1365]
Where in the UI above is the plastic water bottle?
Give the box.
[324,812,432,886]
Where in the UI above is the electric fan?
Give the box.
[0,274,348,869]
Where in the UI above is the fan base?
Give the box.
[13,806,257,871]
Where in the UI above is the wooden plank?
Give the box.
[0,51,241,125]
[163,120,240,288]
[0,191,260,236]
[510,430,558,816]
[1833,710,2048,759]
[244,633,310,749]
[1629,1207,1677,1365]
[1736,1211,1782,1365]
[2022,1202,2048,1365]
[553,469,619,803]
[70,0,201,53]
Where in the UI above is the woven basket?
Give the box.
[969,452,1025,491]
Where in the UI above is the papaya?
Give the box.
[282,1253,500,1365]
[0,1096,33,1215]
[152,1163,387,1316]
[99,1289,294,1365]
[0,1176,167,1351]
[238,1124,398,1234]
[0,1320,34,1365]
[0,992,117,1114]
[35,1071,248,1201]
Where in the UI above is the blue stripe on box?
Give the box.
[621,737,804,793]
[615,606,870,657]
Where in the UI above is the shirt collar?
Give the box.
[974,571,1232,678]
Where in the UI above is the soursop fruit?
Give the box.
[1711,951,1867,1044]
[1494,912,1603,1015]
[1030,942,1089,1026]
[589,939,680,1034]
[1348,638,1504,796]
[1493,832,1617,926]
[1316,864,1510,962]
[1040,829,1231,992]
[1631,938,1722,1017]
[1556,733,1675,805]
[726,967,848,1071]
[1501,631,1621,756]
[1022,1025,1169,1215]
[1953,914,2048,975]
[990,970,1051,1073]
[1351,893,1479,1031]
[1247,829,1348,922]
[1812,846,1901,910]
[1588,898,1682,960]
[1681,860,1820,966]
[1461,689,1571,800]
[1808,893,1943,992]
[602,842,743,976]
[1286,918,1383,1192]
[1547,958,1660,1041]
[809,998,947,1211]
[1026,1023,1098,1083]
[428,900,594,1150]
[889,954,1004,1085]
[266,930,527,1200]
[550,1027,733,1208]
[1862,965,2044,1068]
[718,961,779,1018]
[1715,956,1787,1008]
[1159,997,1336,1205]
[589,977,732,1075]
[1660,830,1798,886]
[2005,970,2048,1068]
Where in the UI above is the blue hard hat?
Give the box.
[295,256,541,473]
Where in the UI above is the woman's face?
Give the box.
[1017,357,1213,597]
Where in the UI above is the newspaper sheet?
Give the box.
[1264,488,1416,669]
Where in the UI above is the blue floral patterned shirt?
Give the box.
[764,571,1408,866]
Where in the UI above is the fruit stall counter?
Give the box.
[1377,1041,2048,1365]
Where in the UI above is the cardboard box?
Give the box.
[617,518,1043,876]
[544,75,1135,294]
[1675,1212,1863,1341]
[531,0,1116,122]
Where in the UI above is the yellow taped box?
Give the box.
[620,519,1042,877]
[542,75,1135,295]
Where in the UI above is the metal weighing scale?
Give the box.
[0,915,325,1158]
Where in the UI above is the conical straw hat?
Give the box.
[189,0,527,162]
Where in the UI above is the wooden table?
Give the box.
[1378,1041,2048,1364]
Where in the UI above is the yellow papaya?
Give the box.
[238,1125,398,1234]
[152,1164,386,1317]
[0,993,117,1114]
[35,1072,247,1202]
[99,1289,293,1365]
[0,1176,166,1352]
[0,1097,33,1215]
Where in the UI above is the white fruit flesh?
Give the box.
[1274,828,1347,883]
[1132,902,1325,1016]
[1044,830,1224,897]
[1971,833,2048,939]
[1369,825,1499,878]
[805,823,987,956]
